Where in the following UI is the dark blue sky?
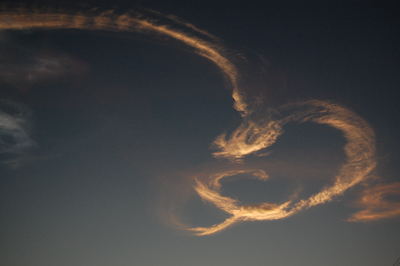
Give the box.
[0,1,399,266]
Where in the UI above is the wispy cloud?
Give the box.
[188,169,295,235]
[0,34,88,91]
[187,100,378,235]
[348,182,400,222]
[0,7,248,113]
[0,100,35,167]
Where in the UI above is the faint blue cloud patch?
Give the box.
[0,100,35,168]
[0,32,88,92]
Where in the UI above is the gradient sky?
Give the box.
[0,1,399,266]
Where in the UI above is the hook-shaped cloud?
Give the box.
[0,7,248,114]
[189,100,377,235]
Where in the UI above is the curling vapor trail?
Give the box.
[189,100,378,235]
[0,7,248,114]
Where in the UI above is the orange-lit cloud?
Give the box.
[0,7,248,114]
[187,100,378,235]
[348,183,400,222]
[189,170,296,235]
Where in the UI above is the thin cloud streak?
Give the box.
[189,170,295,235]
[0,7,248,114]
[140,8,221,42]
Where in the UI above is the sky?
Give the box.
[0,1,399,265]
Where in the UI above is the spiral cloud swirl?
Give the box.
[1,7,398,235]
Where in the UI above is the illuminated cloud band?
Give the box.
[0,7,248,114]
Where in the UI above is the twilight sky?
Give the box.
[0,1,399,266]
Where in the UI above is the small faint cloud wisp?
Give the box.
[0,100,35,167]
[348,183,400,222]
[0,33,88,91]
